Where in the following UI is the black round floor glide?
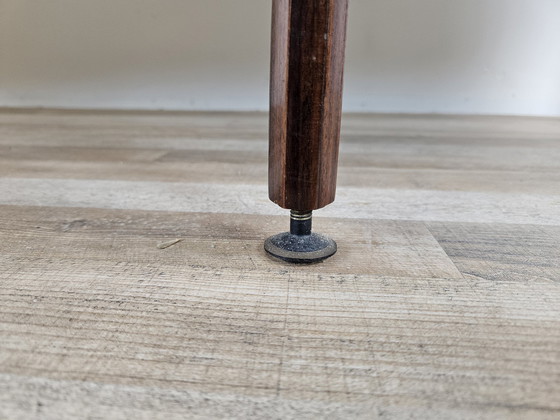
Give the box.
[264,211,337,264]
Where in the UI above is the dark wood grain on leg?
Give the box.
[269,0,349,211]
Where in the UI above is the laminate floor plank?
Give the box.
[427,222,560,283]
[0,205,462,279]
[2,159,560,196]
[1,178,558,226]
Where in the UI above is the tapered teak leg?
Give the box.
[264,0,349,263]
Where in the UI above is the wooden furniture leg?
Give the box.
[264,0,349,263]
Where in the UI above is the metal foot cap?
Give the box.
[264,232,337,264]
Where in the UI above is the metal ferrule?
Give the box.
[290,210,313,236]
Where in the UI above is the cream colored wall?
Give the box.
[1,0,560,115]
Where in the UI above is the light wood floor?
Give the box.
[0,109,559,419]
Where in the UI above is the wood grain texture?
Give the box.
[2,111,560,192]
[1,179,559,226]
[269,0,348,211]
[427,222,560,283]
[1,108,560,419]
[0,206,463,278]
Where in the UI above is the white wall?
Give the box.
[1,0,560,116]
